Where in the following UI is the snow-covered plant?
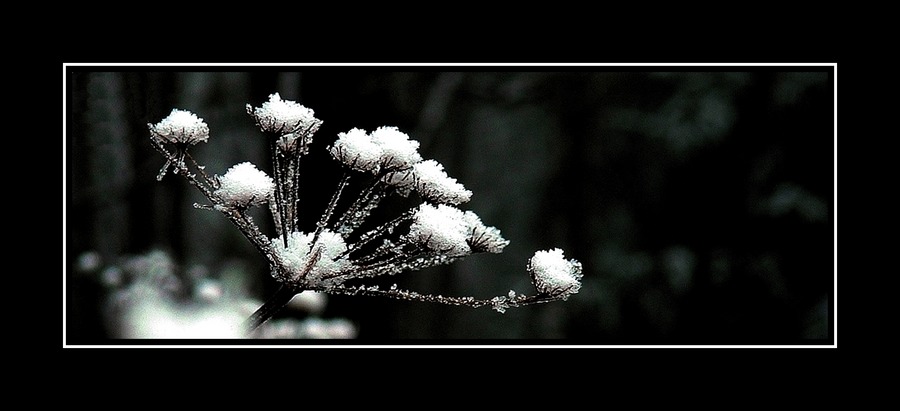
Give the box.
[149,92,583,334]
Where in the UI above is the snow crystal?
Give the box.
[462,211,509,253]
[149,108,209,145]
[370,126,422,171]
[272,230,353,285]
[214,162,275,207]
[328,128,384,173]
[247,93,322,137]
[528,248,583,297]
[490,296,509,313]
[408,203,471,256]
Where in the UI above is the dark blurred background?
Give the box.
[65,67,833,344]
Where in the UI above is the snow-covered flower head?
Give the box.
[328,128,384,173]
[370,126,422,171]
[246,93,323,139]
[148,109,210,145]
[382,159,471,205]
[527,248,582,297]
[410,160,472,205]
[408,203,471,256]
[214,162,275,207]
[329,126,423,173]
[463,211,509,254]
[272,230,353,286]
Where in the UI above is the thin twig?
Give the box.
[312,172,351,245]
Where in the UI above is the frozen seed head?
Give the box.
[528,248,583,297]
[272,230,353,286]
[148,109,209,145]
[370,126,422,171]
[408,203,471,256]
[463,211,509,253]
[329,128,384,173]
[215,162,275,207]
[247,93,322,138]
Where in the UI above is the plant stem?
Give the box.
[244,284,299,334]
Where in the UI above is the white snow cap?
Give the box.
[528,248,583,297]
[215,162,275,206]
[370,126,422,171]
[382,159,472,205]
[408,203,471,256]
[412,160,472,205]
[329,126,423,173]
[272,230,352,286]
[329,128,385,173]
[463,211,509,253]
[247,93,322,136]
[149,109,210,145]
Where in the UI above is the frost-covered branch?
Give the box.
[149,92,584,335]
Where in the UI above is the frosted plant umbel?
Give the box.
[149,92,583,333]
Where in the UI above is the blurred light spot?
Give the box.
[765,183,828,222]
[287,291,328,315]
[76,251,103,273]
[662,246,695,295]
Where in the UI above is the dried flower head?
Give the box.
[148,109,210,145]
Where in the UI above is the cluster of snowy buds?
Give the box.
[149,93,583,332]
